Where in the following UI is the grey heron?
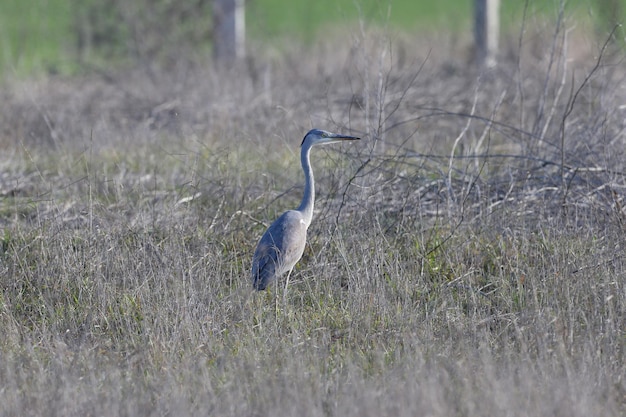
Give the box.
[251,128,360,291]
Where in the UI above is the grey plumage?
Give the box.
[251,128,360,291]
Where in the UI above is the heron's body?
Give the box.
[251,210,307,290]
[251,129,359,291]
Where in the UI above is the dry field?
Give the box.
[0,22,625,416]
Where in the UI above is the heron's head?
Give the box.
[301,128,360,148]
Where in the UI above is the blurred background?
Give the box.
[0,0,623,77]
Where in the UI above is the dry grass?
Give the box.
[1,19,625,417]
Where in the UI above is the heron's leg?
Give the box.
[273,286,279,320]
[282,269,293,305]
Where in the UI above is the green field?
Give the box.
[0,0,623,76]
[0,0,72,74]
[246,0,596,36]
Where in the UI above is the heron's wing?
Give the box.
[251,211,307,290]
[251,239,279,290]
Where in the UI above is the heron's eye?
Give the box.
[321,132,328,138]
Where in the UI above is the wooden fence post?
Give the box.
[474,0,500,67]
[213,0,245,63]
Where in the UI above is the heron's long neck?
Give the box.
[297,144,314,228]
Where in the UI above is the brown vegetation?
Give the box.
[0,21,625,416]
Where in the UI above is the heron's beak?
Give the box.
[330,133,360,141]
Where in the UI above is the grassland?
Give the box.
[1,6,626,417]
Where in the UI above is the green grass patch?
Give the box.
[0,0,73,76]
